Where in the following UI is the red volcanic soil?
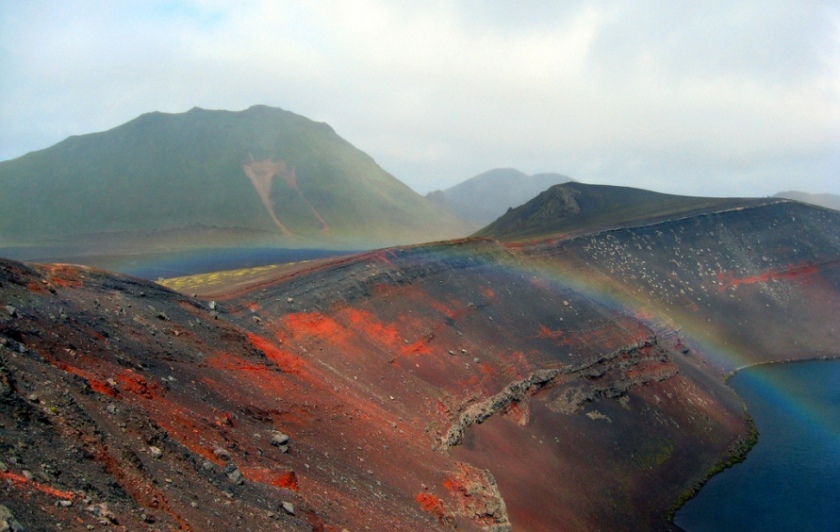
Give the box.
[1,201,839,530]
[0,259,508,531]
[714,260,830,290]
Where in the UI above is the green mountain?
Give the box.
[0,105,470,252]
[426,168,574,226]
[476,182,778,241]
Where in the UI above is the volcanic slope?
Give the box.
[0,244,739,531]
[1,199,839,530]
[476,181,775,241]
[0,105,469,253]
[219,198,840,529]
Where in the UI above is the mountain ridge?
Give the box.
[0,105,471,253]
[426,168,574,226]
[477,181,780,241]
[775,190,840,211]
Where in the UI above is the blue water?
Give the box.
[106,247,357,279]
[0,246,357,279]
[675,359,840,531]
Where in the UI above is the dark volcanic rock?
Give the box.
[215,237,752,530]
[524,200,840,370]
[477,181,776,241]
[0,199,838,530]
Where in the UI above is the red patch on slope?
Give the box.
[283,312,349,342]
[401,337,434,356]
[56,363,119,398]
[89,439,193,530]
[416,492,446,518]
[204,352,273,373]
[429,299,457,319]
[43,264,85,288]
[240,468,299,491]
[0,471,78,500]
[340,308,400,347]
[537,324,565,340]
[116,371,162,400]
[25,282,45,293]
[246,333,306,374]
[716,261,820,290]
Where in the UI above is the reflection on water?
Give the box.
[0,247,357,279]
[675,359,840,531]
[112,248,357,279]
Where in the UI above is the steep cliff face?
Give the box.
[217,238,752,530]
[1,200,838,530]
[218,199,840,528]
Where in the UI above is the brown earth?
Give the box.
[1,200,839,530]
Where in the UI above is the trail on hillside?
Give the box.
[242,156,293,236]
[243,155,331,237]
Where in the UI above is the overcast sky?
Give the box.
[1,1,838,197]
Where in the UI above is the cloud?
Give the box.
[1,0,838,197]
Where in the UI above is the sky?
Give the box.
[1,1,838,197]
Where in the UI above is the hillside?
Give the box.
[426,168,573,226]
[476,182,777,241]
[2,199,838,530]
[0,105,469,254]
[775,190,840,211]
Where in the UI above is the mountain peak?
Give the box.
[428,168,574,226]
[245,103,281,113]
[0,106,469,255]
[477,182,778,241]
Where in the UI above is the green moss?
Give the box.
[636,441,677,469]
[667,414,759,520]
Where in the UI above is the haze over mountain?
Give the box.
[0,105,471,257]
[426,168,574,226]
[477,182,777,241]
[775,191,840,211]
[3,3,838,199]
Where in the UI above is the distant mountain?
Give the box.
[476,182,779,241]
[0,105,469,254]
[426,168,574,226]
[775,191,840,211]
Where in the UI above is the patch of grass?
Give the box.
[159,263,289,294]
[667,414,759,520]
